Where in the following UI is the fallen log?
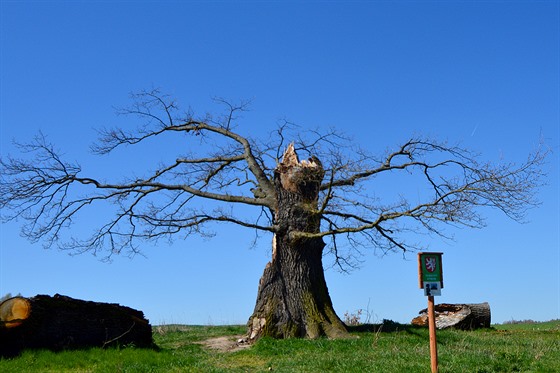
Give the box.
[0,294,154,357]
[411,302,491,330]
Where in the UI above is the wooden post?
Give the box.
[427,295,438,373]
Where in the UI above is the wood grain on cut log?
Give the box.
[0,294,154,357]
[0,297,30,328]
[411,302,491,330]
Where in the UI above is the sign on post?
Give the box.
[418,252,444,373]
[418,252,444,296]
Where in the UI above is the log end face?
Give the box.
[0,297,31,329]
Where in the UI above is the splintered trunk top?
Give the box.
[248,144,348,340]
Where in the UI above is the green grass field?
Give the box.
[1,321,559,372]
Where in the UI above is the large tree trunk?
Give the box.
[411,302,491,330]
[247,145,349,340]
[0,294,154,357]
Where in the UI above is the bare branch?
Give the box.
[291,138,547,262]
[1,92,548,266]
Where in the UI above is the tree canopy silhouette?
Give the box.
[0,90,547,339]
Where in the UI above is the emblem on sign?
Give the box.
[425,257,437,272]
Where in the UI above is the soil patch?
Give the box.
[197,335,251,353]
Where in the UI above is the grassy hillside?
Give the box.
[1,321,559,372]
[494,319,560,331]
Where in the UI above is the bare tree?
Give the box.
[0,90,547,339]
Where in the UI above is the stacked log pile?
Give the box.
[0,294,153,357]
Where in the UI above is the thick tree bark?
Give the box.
[411,302,491,330]
[0,294,154,357]
[247,145,349,340]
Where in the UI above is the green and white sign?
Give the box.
[418,252,443,296]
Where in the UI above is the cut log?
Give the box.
[0,296,30,328]
[411,302,491,330]
[0,294,154,357]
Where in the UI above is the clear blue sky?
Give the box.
[1,1,558,325]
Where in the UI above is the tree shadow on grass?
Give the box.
[347,319,425,336]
